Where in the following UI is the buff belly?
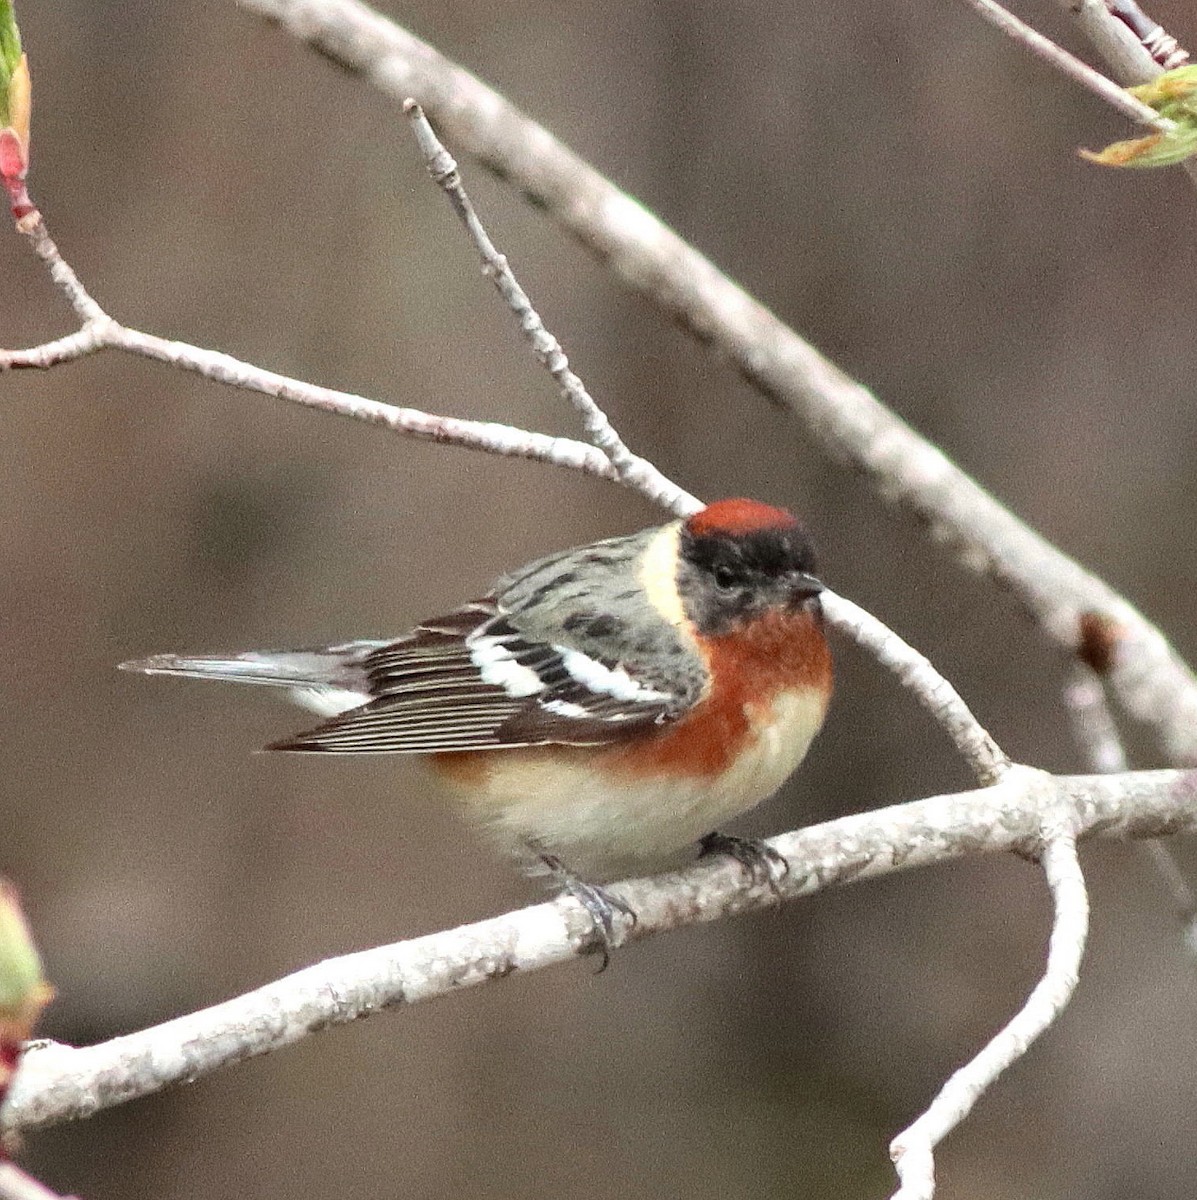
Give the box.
[430,687,828,880]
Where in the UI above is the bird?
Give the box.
[122,498,833,958]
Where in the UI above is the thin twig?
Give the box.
[959,0,1170,128]
[820,592,1009,785]
[1063,665,1130,774]
[1,324,108,368]
[3,193,699,516]
[1059,0,1197,190]
[4,766,1192,1135]
[889,824,1089,1199]
[17,214,107,326]
[236,0,1197,767]
[403,101,658,493]
[1064,665,1197,952]
[8,312,627,481]
[1,204,641,491]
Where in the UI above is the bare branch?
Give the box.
[235,0,1197,766]
[403,101,686,509]
[3,766,1192,1135]
[0,324,108,368]
[0,206,644,488]
[15,213,106,326]
[889,823,1089,1199]
[1064,665,1130,774]
[958,0,1170,128]
[820,593,1009,784]
[1057,0,1197,189]
[4,310,627,480]
[1064,665,1197,952]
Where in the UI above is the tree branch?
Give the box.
[4,767,1192,1136]
[1064,664,1197,952]
[234,0,1197,766]
[404,101,660,496]
[959,0,1170,128]
[1056,0,1197,189]
[1,213,635,487]
[889,824,1088,1199]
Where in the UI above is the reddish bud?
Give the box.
[1076,611,1124,676]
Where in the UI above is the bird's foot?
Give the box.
[699,831,789,900]
[538,852,637,971]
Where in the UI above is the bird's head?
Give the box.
[678,499,823,636]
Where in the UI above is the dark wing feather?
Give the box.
[268,599,686,754]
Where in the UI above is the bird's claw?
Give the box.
[699,831,789,900]
[539,853,637,971]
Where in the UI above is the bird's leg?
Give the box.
[698,831,789,899]
[536,851,637,971]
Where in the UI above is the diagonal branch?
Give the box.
[404,101,660,495]
[820,593,1009,784]
[959,0,1170,128]
[234,0,1197,766]
[3,766,1192,1136]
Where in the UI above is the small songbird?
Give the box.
[123,498,832,949]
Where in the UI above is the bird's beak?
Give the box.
[788,572,824,604]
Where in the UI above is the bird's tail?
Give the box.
[119,641,389,715]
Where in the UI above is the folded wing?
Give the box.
[268,600,692,754]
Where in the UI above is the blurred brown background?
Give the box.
[4,1,1197,1197]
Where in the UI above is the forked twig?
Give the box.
[2,212,635,488]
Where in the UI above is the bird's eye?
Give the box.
[713,565,738,591]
